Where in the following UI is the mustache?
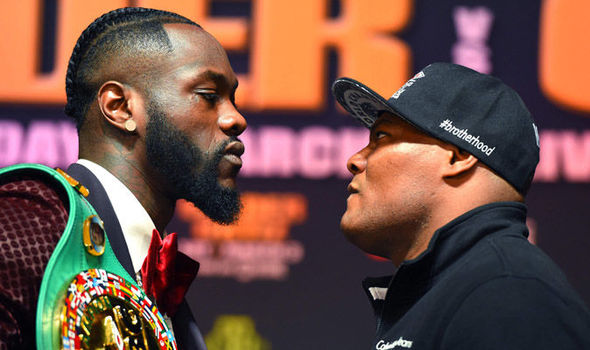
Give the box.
[207,137,241,162]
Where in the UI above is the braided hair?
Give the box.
[64,7,200,129]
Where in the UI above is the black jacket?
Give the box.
[67,163,207,350]
[363,202,590,349]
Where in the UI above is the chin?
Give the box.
[217,177,237,189]
[340,218,390,260]
[339,210,363,235]
[340,219,366,247]
[339,216,354,236]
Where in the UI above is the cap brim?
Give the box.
[331,78,396,128]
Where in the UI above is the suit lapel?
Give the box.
[66,163,135,278]
[66,163,207,349]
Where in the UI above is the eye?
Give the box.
[200,92,219,103]
[194,89,220,104]
[373,130,388,140]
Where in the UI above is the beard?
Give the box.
[145,103,242,224]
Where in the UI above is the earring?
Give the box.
[124,119,137,133]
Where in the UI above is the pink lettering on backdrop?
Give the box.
[534,130,561,182]
[58,121,78,164]
[0,121,23,167]
[240,126,368,179]
[242,126,297,178]
[2,120,589,183]
[0,120,77,168]
[560,131,590,181]
[534,130,590,182]
[22,122,60,167]
[452,6,494,74]
[299,127,334,178]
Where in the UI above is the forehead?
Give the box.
[159,23,237,85]
[372,112,413,131]
[372,112,443,144]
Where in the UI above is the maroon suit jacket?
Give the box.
[0,164,207,350]
[0,169,68,349]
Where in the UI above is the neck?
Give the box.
[80,147,175,233]
[394,187,507,265]
[391,169,522,266]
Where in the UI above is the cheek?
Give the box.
[182,120,220,152]
[364,156,433,209]
[364,156,400,193]
[192,133,216,153]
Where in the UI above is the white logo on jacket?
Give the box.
[376,337,413,349]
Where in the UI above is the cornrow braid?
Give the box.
[64,7,200,129]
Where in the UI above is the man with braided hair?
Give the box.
[0,7,246,349]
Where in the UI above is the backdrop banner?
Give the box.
[1,1,589,349]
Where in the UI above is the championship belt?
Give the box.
[0,164,176,349]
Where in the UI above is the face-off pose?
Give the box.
[1,8,246,349]
[332,62,590,349]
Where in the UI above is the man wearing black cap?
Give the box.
[332,62,590,349]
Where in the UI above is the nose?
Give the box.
[347,148,368,175]
[218,103,247,136]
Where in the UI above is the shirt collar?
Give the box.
[77,159,155,273]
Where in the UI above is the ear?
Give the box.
[97,81,136,132]
[440,143,479,178]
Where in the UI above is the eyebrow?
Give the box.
[371,117,394,131]
[197,70,239,91]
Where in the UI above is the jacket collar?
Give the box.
[364,201,529,298]
[406,201,528,275]
[66,162,136,277]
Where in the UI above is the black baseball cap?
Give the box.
[332,62,539,195]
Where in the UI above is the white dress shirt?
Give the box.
[76,159,155,273]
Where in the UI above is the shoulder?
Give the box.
[451,227,572,293]
[0,164,70,237]
[441,275,590,349]
[0,164,70,251]
[0,164,70,347]
[435,230,590,349]
[483,231,575,293]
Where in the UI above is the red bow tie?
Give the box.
[141,229,199,317]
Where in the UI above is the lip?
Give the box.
[223,153,242,166]
[225,140,245,157]
[219,140,245,179]
[347,182,359,194]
